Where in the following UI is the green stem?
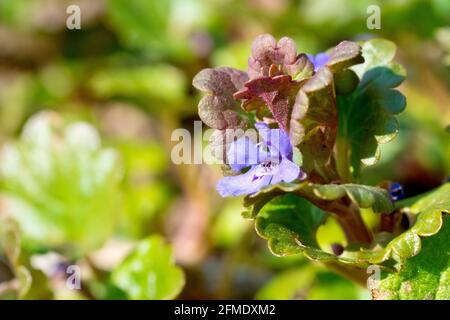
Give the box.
[324,262,368,287]
[331,202,373,244]
[336,138,352,183]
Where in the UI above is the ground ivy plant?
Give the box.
[193,34,450,300]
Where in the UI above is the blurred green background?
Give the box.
[0,0,449,300]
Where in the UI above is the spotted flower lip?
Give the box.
[216,123,304,197]
[307,52,330,72]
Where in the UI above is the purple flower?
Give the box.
[217,123,304,197]
[306,52,330,72]
[388,182,405,201]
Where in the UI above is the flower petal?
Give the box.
[270,158,301,184]
[227,136,267,172]
[313,53,330,70]
[216,167,272,197]
[307,53,330,72]
[255,123,293,159]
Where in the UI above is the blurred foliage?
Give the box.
[112,235,185,300]
[0,112,121,257]
[0,0,449,300]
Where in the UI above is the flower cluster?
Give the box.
[217,122,303,197]
[193,34,364,196]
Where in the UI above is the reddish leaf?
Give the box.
[234,75,302,132]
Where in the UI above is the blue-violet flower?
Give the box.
[307,52,330,72]
[217,123,304,197]
[388,182,405,201]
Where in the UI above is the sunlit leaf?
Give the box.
[244,182,393,218]
[0,111,122,256]
[337,39,407,177]
[112,235,185,300]
[343,183,450,265]
[89,65,187,105]
[374,217,449,300]
[313,184,394,213]
[106,0,203,59]
[255,193,326,256]
[256,265,316,299]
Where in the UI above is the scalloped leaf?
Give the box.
[337,39,406,177]
[253,193,358,264]
[313,184,394,213]
[247,184,449,269]
[243,182,393,218]
[112,235,185,300]
[243,182,307,218]
[326,40,364,73]
[343,183,450,265]
[255,193,326,256]
[289,41,363,180]
[374,216,449,300]
[193,67,248,130]
[234,75,301,132]
[289,67,338,179]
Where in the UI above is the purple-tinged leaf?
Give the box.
[326,40,364,73]
[290,67,338,180]
[193,67,248,130]
[248,34,312,80]
[234,75,302,132]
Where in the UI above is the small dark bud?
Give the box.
[331,243,344,256]
[388,182,405,201]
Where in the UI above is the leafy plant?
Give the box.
[193,34,450,299]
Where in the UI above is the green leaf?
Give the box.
[0,112,122,257]
[374,216,450,300]
[89,65,187,105]
[106,0,198,59]
[313,184,394,213]
[337,39,406,177]
[112,235,185,300]
[16,266,32,298]
[255,265,316,299]
[289,41,363,180]
[243,183,304,218]
[246,183,449,269]
[211,199,251,248]
[343,183,450,266]
[255,193,327,256]
[334,69,359,95]
[256,264,367,300]
[116,141,173,238]
[307,270,369,300]
[243,182,393,218]
[352,39,398,77]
